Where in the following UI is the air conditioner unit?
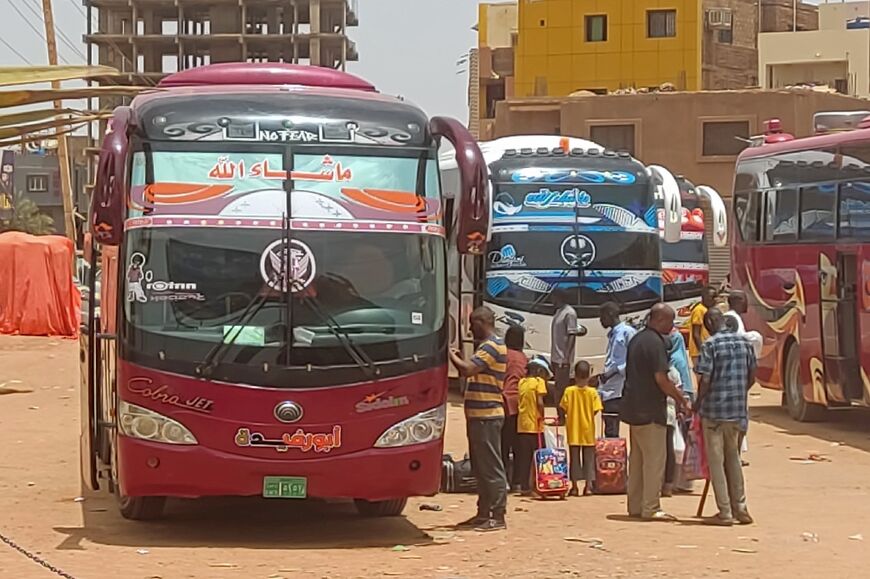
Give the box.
[706,9,733,29]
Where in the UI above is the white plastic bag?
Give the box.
[543,424,565,449]
[673,424,686,465]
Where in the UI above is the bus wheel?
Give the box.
[354,498,407,517]
[117,493,166,521]
[784,344,826,422]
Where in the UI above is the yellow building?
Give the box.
[514,0,702,96]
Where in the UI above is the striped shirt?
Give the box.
[464,335,507,419]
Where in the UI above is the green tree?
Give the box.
[4,193,55,235]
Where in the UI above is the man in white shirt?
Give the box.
[724,290,747,333]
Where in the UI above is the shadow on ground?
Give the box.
[750,401,870,453]
[54,494,436,551]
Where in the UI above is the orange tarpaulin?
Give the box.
[0,231,80,337]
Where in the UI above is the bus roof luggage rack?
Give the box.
[520,148,534,156]
[552,147,566,156]
[504,149,518,156]
[587,148,600,156]
[813,110,870,134]
[158,63,377,92]
[570,148,584,156]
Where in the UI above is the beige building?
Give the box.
[469,2,518,138]
[759,1,870,95]
[489,89,870,282]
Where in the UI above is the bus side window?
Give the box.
[734,190,760,242]
[799,185,836,241]
[763,189,798,243]
[839,180,870,240]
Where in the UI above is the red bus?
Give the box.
[79,63,488,519]
[731,113,870,422]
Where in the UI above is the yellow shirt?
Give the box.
[688,303,710,358]
[559,385,603,447]
[517,376,548,434]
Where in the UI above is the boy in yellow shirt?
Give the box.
[560,360,603,496]
[514,355,551,495]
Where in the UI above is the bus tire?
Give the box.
[784,344,826,422]
[117,493,166,521]
[354,498,407,517]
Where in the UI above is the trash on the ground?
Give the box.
[136,548,149,555]
[419,503,442,511]
[849,534,864,541]
[677,545,699,549]
[436,566,451,571]
[73,496,85,502]
[732,548,757,554]
[26,482,35,487]
[27,406,39,410]
[391,544,410,552]
[790,453,831,463]
[564,536,603,544]
[88,507,107,513]
[208,563,237,568]
[383,572,403,576]
[514,506,528,512]
[399,555,422,560]
[0,380,32,395]
[830,442,843,447]
[801,532,819,543]
[737,536,759,542]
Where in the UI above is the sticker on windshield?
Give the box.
[411,312,423,325]
[260,239,316,293]
[126,252,204,303]
[223,325,266,347]
[559,235,596,267]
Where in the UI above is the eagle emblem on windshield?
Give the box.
[259,239,317,293]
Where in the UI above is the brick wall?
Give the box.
[761,0,819,32]
[702,0,761,89]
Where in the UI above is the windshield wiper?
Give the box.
[296,293,380,379]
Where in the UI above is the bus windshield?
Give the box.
[122,144,445,385]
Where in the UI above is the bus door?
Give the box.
[819,251,862,402]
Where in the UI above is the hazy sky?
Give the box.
[0,0,481,122]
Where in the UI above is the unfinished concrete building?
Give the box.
[85,0,360,86]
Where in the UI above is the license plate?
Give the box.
[263,476,307,499]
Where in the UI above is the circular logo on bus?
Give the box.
[260,239,316,293]
[560,235,596,267]
[274,401,304,423]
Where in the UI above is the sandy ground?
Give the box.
[2,335,870,579]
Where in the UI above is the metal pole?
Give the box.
[793,0,797,32]
[41,0,76,245]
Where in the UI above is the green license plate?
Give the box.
[263,476,307,499]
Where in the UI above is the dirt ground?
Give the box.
[2,335,870,579]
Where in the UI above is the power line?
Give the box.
[2,0,71,64]
[23,0,87,61]
[0,37,34,65]
[65,0,86,19]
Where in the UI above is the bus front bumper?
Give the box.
[117,436,443,501]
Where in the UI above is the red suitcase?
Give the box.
[594,414,627,495]
[534,419,569,499]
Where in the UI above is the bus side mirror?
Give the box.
[91,107,132,247]
[696,185,728,248]
[648,165,682,244]
[430,117,489,255]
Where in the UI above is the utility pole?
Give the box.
[40,0,77,245]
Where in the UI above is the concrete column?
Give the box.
[310,0,321,66]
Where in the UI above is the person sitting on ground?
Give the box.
[695,308,757,527]
[560,360,603,497]
[502,325,527,492]
[514,355,551,496]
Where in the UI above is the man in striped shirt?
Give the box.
[450,306,509,532]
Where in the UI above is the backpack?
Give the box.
[440,454,477,493]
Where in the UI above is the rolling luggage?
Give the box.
[594,413,628,495]
[534,419,569,499]
[441,454,476,493]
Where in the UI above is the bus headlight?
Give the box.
[119,401,198,445]
[374,405,446,448]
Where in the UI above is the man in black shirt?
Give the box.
[621,303,691,521]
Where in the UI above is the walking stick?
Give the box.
[696,478,711,518]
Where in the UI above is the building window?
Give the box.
[647,10,676,38]
[26,174,48,193]
[589,124,636,156]
[717,28,733,44]
[800,185,836,241]
[585,15,607,42]
[702,120,750,157]
[763,189,798,242]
